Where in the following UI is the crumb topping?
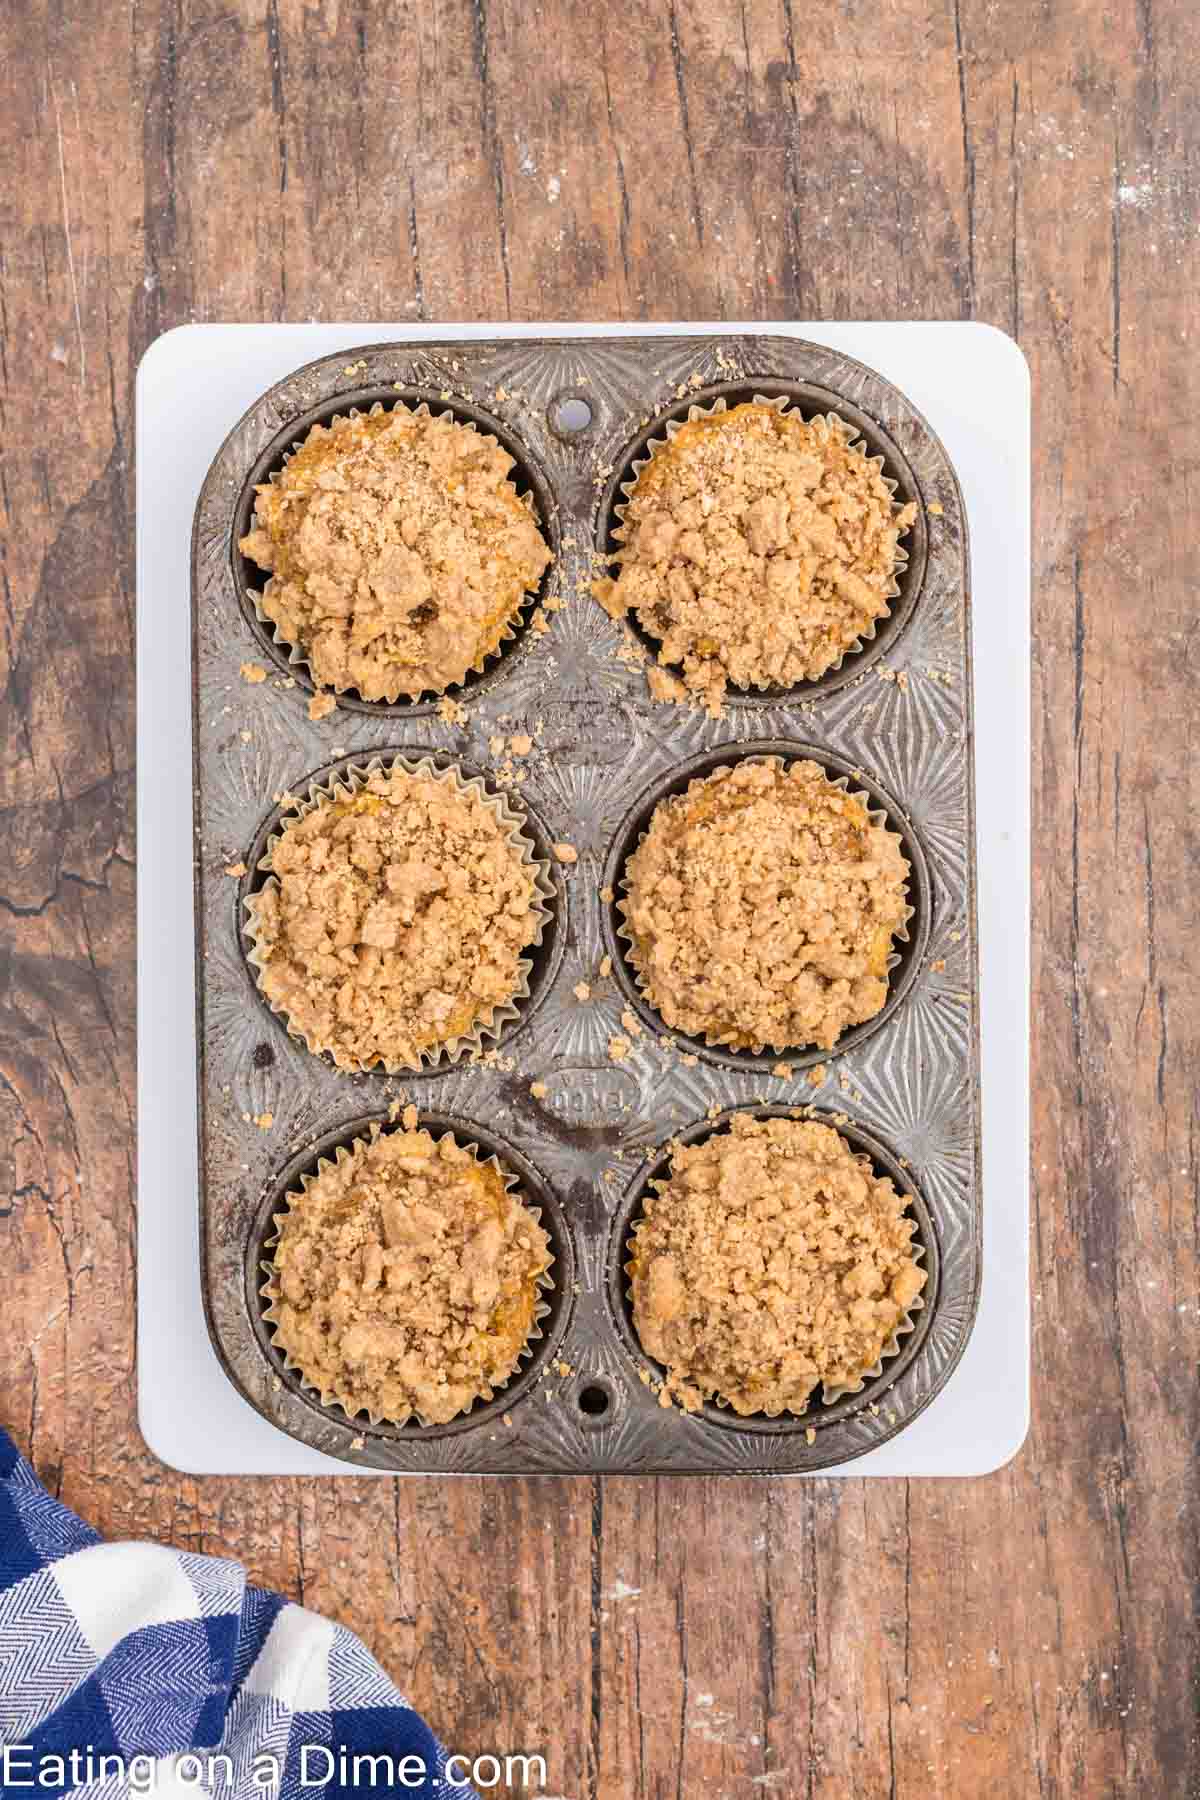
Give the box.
[239,406,552,700]
[270,1126,551,1424]
[622,758,909,1052]
[629,1113,925,1414]
[247,766,542,1070]
[593,403,915,714]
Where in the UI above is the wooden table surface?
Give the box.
[2,2,1196,1794]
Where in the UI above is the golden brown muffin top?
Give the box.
[247,766,542,1071]
[629,1113,925,1415]
[270,1122,552,1425]
[240,406,551,700]
[593,402,915,715]
[622,758,909,1053]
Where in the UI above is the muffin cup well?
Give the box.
[250,1113,572,1434]
[596,380,928,704]
[601,741,931,1075]
[607,1105,938,1432]
[241,752,560,1075]
[233,390,559,716]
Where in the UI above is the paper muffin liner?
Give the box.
[606,391,911,691]
[243,753,555,1073]
[623,1142,926,1418]
[242,399,549,704]
[259,1122,556,1429]
[616,755,914,1057]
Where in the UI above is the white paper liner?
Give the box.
[260,1123,555,1429]
[615,755,914,1056]
[624,1140,926,1418]
[242,400,548,704]
[243,753,555,1073]
[606,392,912,691]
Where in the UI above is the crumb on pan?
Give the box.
[592,403,915,715]
[269,1125,551,1424]
[239,406,551,702]
[628,1113,925,1414]
[246,764,542,1070]
[240,662,268,684]
[308,691,338,721]
[621,757,908,1052]
[553,841,578,864]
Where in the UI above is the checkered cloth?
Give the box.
[0,1429,476,1798]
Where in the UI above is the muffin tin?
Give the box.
[191,334,979,1473]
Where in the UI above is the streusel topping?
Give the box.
[593,403,916,714]
[248,766,542,1070]
[271,1126,551,1424]
[622,758,909,1052]
[629,1113,925,1414]
[239,406,552,700]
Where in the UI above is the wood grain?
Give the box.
[1,0,1197,1793]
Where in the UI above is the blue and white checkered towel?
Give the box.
[0,1429,477,1798]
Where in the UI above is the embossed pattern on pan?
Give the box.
[192,333,979,1474]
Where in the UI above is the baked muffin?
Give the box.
[621,757,909,1053]
[628,1112,926,1414]
[239,405,552,700]
[246,763,546,1070]
[593,402,916,715]
[268,1121,552,1425]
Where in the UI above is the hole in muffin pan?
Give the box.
[600,739,933,1077]
[594,377,929,705]
[235,748,568,1076]
[576,1381,614,1422]
[548,390,595,439]
[245,1111,575,1440]
[230,386,560,718]
[605,1105,940,1435]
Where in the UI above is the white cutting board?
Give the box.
[136,321,1030,1476]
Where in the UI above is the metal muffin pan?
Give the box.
[191,333,979,1473]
